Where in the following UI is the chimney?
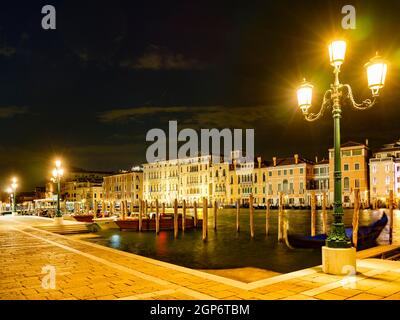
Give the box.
[257,156,262,168]
[365,138,369,146]
[273,157,277,167]
[294,154,299,165]
[315,156,318,163]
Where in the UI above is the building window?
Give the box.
[386,176,390,185]
[344,177,350,191]
[300,168,304,174]
[278,170,281,176]
[269,172,272,177]
[372,165,377,173]
[284,170,287,175]
[354,163,360,170]
[352,149,362,156]
[354,179,360,189]
[344,164,349,171]
[373,177,377,185]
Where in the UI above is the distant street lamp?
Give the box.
[52,160,64,218]
[297,40,388,273]
[7,177,18,215]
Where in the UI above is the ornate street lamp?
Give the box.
[52,160,64,218]
[297,40,388,250]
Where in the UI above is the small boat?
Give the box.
[287,212,388,250]
[73,214,95,223]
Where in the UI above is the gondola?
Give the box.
[287,212,388,250]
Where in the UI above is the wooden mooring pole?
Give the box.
[213,200,218,230]
[139,200,143,231]
[182,199,186,232]
[278,192,284,242]
[322,192,328,235]
[352,189,360,249]
[311,191,316,237]
[389,190,394,244]
[174,199,178,238]
[249,194,254,238]
[193,201,198,227]
[236,199,240,232]
[202,198,208,241]
[266,197,270,235]
[155,199,160,235]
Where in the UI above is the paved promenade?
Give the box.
[1,216,400,300]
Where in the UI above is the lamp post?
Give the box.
[52,160,64,219]
[8,177,18,215]
[297,40,387,273]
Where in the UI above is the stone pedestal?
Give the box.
[322,246,356,275]
[54,217,64,225]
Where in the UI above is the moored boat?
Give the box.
[73,214,95,223]
[287,212,388,250]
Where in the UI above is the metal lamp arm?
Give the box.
[304,89,332,122]
[342,84,377,110]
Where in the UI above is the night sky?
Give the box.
[1,0,400,191]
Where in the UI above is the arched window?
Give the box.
[344,177,350,191]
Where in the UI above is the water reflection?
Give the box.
[86,208,399,273]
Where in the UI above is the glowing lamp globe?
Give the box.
[297,79,313,114]
[328,40,346,68]
[365,54,388,96]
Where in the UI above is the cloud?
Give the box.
[98,105,285,128]
[121,46,204,70]
[0,106,28,119]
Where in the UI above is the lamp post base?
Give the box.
[54,216,64,225]
[322,246,356,275]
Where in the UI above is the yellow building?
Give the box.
[64,181,103,212]
[103,168,143,211]
[328,141,370,207]
[369,139,400,207]
[313,159,330,206]
[265,154,315,207]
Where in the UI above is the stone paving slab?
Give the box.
[1,216,400,300]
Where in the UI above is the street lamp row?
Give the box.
[5,177,18,215]
[51,159,64,218]
[297,40,388,248]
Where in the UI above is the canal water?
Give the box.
[84,208,398,273]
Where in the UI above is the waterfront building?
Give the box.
[369,139,400,207]
[328,141,370,207]
[63,181,103,213]
[45,167,113,213]
[312,158,330,206]
[102,167,143,211]
[265,154,315,207]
